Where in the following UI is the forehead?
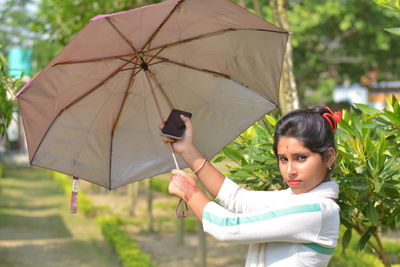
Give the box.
[277,136,311,154]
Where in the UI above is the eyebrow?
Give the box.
[277,152,310,157]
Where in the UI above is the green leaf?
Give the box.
[354,103,383,116]
[374,178,384,193]
[382,109,400,126]
[389,95,399,113]
[241,163,265,171]
[342,227,352,253]
[338,119,356,137]
[366,201,378,224]
[223,146,247,165]
[265,115,277,127]
[227,172,252,179]
[382,186,400,198]
[385,27,400,36]
[357,226,377,251]
[212,155,225,163]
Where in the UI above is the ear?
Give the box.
[326,147,336,168]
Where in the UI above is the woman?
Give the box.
[161,106,342,267]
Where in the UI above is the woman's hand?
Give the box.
[169,169,200,202]
[159,115,195,155]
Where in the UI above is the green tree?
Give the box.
[288,0,400,106]
[375,0,400,35]
[0,0,36,53]
[33,0,160,46]
[235,0,400,106]
[0,52,21,138]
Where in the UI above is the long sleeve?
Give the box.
[216,177,288,213]
[202,198,339,246]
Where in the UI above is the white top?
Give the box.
[202,178,340,267]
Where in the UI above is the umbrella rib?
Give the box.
[143,0,185,51]
[149,29,235,52]
[147,69,174,110]
[151,55,230,79]
[105,17,140,55]
[148,28,287,52]
[109,67,137,189]
[146,47,166,65]
[58,60,131,113]
[53,54,136,66]
[121,66,141,72]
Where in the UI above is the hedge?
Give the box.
[50,171,157,267]
[97,216,156,267]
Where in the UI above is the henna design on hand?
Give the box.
[171,173,200,202]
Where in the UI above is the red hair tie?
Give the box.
[322,107,342,133]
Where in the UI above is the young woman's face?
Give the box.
[277,136,333,194]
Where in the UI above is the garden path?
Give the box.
[0,167,120,267]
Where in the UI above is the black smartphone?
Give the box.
[161,109,192,139]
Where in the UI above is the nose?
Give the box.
[287,161,297,178]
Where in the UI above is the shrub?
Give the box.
[335,98,400,266]
[0,162,3,178]
[97,216,156,267]
[329,227,384,266]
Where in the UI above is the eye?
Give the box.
[297,155,308,161]
[279,156,288,163]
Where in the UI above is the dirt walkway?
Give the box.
[0,167,120,267]
[86,181,249,267]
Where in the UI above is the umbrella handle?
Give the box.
[176,198,189,218]
[169,143,190,217]
[70,177,79,213]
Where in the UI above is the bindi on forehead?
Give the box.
[278,137,311,154]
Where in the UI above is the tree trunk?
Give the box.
[270,0,299,114]
[128,182,140,217]
[197,221,207,267]
[252,0,262,16]
[373,232,392,267]
[197,183,207,267]
[146,179,154,232]
[238,0,246,7]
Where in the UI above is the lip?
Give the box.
[287,180,301,186]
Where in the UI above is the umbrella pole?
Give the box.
[170,143,180,170]
[143,68,188,217]
[143,69,181,171]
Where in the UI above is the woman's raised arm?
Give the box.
[160,115,225,198]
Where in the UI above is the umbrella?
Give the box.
[17,0,288,194]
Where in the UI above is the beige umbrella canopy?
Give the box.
[17,0,288,190]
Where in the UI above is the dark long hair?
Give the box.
[273,106,337,158]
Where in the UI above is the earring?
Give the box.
[328,166,332,170]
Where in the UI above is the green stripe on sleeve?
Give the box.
[203,203,321,227]
[303,243,335,255]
